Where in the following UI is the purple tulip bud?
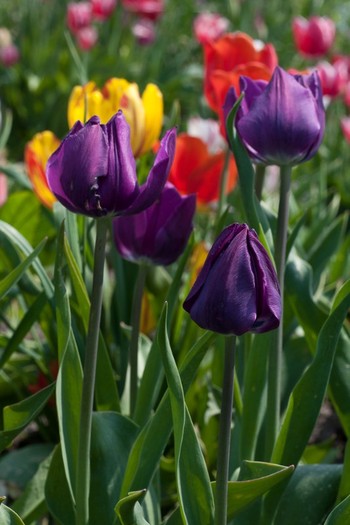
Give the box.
[224,66,325,166]
[113,183,196,265]
[46,111,176,218]
[183,223,281,335]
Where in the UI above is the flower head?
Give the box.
[91,0,117,20]
[68,78,163,157]
[113,183,196,265]
[121,0,164,20]
[183,223,281,335]
[204,32,278,115]
[67,2,93,33]
[193,12,230,45]
[46,111,175,218]
[224,66,325,166]
[168,133,237,205]
[292,16,335,58]
[25,130,60,208]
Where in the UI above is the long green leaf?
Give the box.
[0,502,25,525]
[115,490,150,525]
[158,303,214,525]
[272,279,350,466]
[63,232,120,411]
[0,384,55,453]
[0,237,47,300]
[121,330,215,497]
[325,495,350,524]
[0,220,54,301]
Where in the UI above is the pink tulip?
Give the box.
[193,12,230,45]
[292,16,335,57]
[67,2,92,33]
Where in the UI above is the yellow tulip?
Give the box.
[25,130,60,208]
[67,78,163,157]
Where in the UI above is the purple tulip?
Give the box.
[113,183,196,265]
[46,111,176,218]
[183,223,281,335]
[224,66,325,166]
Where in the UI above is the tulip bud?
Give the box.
[183,223,281,335]
[224,66,325,166]
[113,183,196,266]
[292,16,335,58]
[46,111,176,218]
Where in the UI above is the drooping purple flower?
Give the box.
[113,182,196,266]
[183,223,281,335]
[224,66,325,166]
[46,110,176,218]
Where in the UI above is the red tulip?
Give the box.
[341,117,350,143]
[316,61,347,98]
[168,133,237,205]
[121,0,164,21]
[67,2,92,33]
[91,0,117,20]
[203,32,277,135]
[292,16,335,58]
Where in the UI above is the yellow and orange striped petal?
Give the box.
[25,130,60,208]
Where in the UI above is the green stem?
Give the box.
[255,164,266,201]
[265,165,291,459]
[129,262,148,416]
[75,217,108,525]
[216,148,231,224]
[215,335,236,525]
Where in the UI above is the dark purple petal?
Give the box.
[113,182,195,265]
[123,127,177,215]
[236,67,323,165]
[247,231,281,332]
[184,225,257,335]
[238,76,268,113]
[47,117,109,215]
[183,223,281,336]
[99,111,139,213]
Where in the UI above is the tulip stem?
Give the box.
[216,148,231,223]
[255,164,266,201]
[266,165,291,459]
[215,335,236,525]
[75,217,108,525]
[129,262,148,416]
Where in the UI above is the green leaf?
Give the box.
[158,303,214,525]
[12,452,52,523]
[226,461,294,519]
[274,464,342,525]
[0,292,47,369]
[0,220,54,301]
[121,330,215,497]
[325,495,350,524]
[115,490,150,525]
[0,384,55,453]
[63,232,120,411]
[0,237,47,300]
[272,280,350,466]
[0,502,25,525]
[46,413,139,525]
[54,224,83,504]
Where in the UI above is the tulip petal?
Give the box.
[47,117,109,215]
[100,111,138,213]
[184,225,258,334]
[237,67,323,165]
[123,127,176,215]
[139,83,163,156]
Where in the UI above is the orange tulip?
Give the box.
[25,131,60,208]
[168,133,237,205]
[67,78,163,157]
